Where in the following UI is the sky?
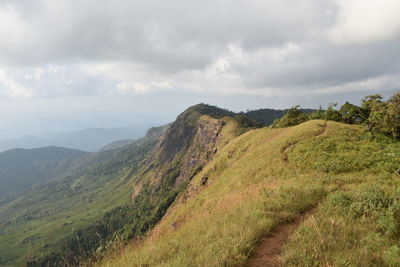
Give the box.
[0,0,399,139]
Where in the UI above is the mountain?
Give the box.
[0,104,259,266]
[0,124,157,152]
[0,146,87,198]
[2,102,398,267]
[98,119,400,267]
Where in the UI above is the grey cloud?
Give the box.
[0,0,399,99]
[0,0,330,71]
[236,36,400,90]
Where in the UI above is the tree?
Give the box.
[366,91,400,139]
[339,101,367,124]
[308,106,325,120]
[361,94,383,119]
[325,103,342,122]
[271,105,308,128]
[386,91,400,138]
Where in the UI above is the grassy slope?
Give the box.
[97,120,400,267]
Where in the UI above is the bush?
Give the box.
[272,91,400,141]
[271,106,308,128]
[339,102,367,124]
[327,187,400,237]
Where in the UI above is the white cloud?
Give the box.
[0,4,29,48]
[115,81,172,95]
[329,0,400,44]
[0,70,33,98]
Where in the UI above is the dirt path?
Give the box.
[248,122,327,266]
[247,209,313,267]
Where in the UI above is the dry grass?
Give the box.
[95,120,400,267]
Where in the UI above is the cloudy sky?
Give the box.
[0,0,399,139]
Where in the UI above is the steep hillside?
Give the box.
[99,139,134,151]
[0,146,87,197]
[0,104,259,267]
[0,129,162,266]
[98,120,400,267]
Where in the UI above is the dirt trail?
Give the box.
[247,209,313,267]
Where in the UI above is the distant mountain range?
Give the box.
[0,124,157,152]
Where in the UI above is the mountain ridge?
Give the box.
[0,104,258,266]
[97,119,400,267]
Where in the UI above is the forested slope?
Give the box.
[0,130,161,266]
[0,146,87,197]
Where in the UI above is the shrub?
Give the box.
[327,187,400,237]
[339,101,367,124]
[271,106,308,128]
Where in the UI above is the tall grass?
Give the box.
[96,120,400,267]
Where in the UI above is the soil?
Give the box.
[247,210,313,267]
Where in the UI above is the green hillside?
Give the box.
[0,146,87,198]
[98,139,134,152]
[98,119,400,267]
[0,131,161,266]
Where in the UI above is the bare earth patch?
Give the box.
[247,209,313,267]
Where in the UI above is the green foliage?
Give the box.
[29,180,182,266]
[0,134,160,266]
[383,245,400,266]
[271,106,308,128]
[339,101,367,124]
[182,103,236,120]
[242,109,286,126]
[364,92,400,139]
[233,115,263,135]
[368,92,400,138]
[244,108,315,126]
[291,126,400,174]
[327,187,400,235]
[283,184,400,267]
[280,122,400,267]
[308,106,325,120]
[361,94,383,113]
[325,102,342,122]
[272,91,400,141]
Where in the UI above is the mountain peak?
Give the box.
[179,103,236,120]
